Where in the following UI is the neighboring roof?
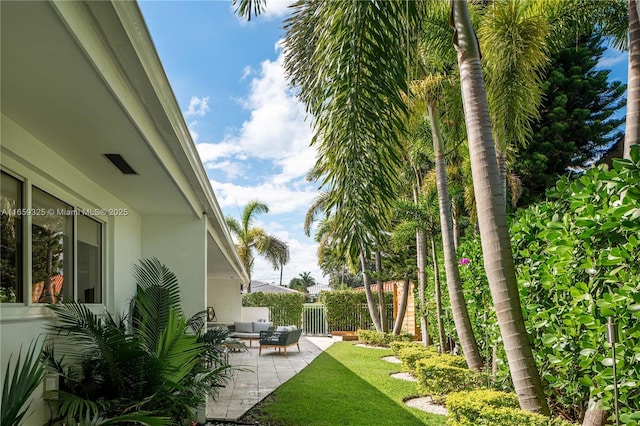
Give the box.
[249,281,302,294]
[307,283,332,295]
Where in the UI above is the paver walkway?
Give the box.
[206,336,334,421]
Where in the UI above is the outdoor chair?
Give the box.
[259,326,303,356]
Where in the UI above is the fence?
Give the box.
[271,303,394,336]
[302,303,328,336]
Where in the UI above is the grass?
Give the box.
[244,342,446,425]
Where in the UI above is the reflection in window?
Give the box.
[77,214,101,303]
[32,188,72,304]
[1,172,23,303]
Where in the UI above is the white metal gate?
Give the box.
[302,303,328,336]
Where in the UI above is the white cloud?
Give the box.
[197,142,243,163]
[263,0,295,19]
[241,65,253,81]
[206,160,246,179]
[198,47,316,182]
[598,50,627,69]
[211,179,317,215]
[184,96,210,117]
[250,237,325,286]
[232,0,295,23]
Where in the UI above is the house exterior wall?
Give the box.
[207,278,242,323]
[0,114,144,424]
[141,215,207,318]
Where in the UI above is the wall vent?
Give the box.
[103,154,137,175]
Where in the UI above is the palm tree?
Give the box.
[235,0,549,413]
[626,0,640,158]
[225,200,289,293]
[289,271,316,293]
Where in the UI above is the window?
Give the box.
[0,171,104,305]
[32,188,73,304]
[77,214,102,303]
[1,172,23,303]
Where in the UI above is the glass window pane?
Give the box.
[77,214,101,303]
[32,188,72,303]
[1,171,23,303]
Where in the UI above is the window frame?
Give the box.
[0,168,106,309]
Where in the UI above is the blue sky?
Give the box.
[139,1,629,287]
[139,0,321,286]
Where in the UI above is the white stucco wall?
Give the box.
[207,278,242,323]
[0,114,144,423]
[141,215,207,318]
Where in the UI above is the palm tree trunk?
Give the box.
[429,101,483,369]
[582,399,607,426]
[452,215,461,251]
[375,251,388,332]
[361,248,382,332]
[393,276,410,335]
[496,149,508,208]
[429,233,447,353]
[451,0,549,414]
[416,229,430,346]
[626,0,640,159]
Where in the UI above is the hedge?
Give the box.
[356,329,412,347]
[397,346,439,374]
[415,356,480,400]
[447,390,575,426]
[319,290,393,332]
[242,292,305,327]
[389,341,423,357]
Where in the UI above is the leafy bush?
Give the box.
[389,341,423,357]
[511,148,640,421]
[320,290,393,332]
[397,346,438,373]
[457,148,640,422]
[243,292,305,327]
[447,389,574,426]
[1,340,45,426]
[44,258,231,425]
[415,357,480,400]
[356,329,412,347]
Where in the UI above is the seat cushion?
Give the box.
[253,321,272,332]
[233,332,259,339]
[234,321,253,333]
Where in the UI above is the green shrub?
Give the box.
[356,329,412,347]
[320,290,393,331]
[415,357,480,400]
[447,389,575,426]
[243,292,305,327]
[389,341,423,357]
[397,346,438,373]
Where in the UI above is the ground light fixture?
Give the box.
[606,316,620,426]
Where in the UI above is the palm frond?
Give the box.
[1,340,46,426]
[131,258,183,353]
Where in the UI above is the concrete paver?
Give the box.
[206,336,334,421]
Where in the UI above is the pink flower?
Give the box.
[459,258,470,265]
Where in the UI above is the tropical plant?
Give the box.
[43,258,232,425]
[225,200,290,293]
[288,271,316,294]
[626,0,640,158]
[515,33,626,206]
[1,340,46,426]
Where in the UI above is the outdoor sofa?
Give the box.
[259,325,303,356]
[227,321,273,347]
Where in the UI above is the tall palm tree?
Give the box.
[225,200,289,293]
[235,0,548,413]
[626,0,640,158]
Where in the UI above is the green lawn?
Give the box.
[244,342,446,426]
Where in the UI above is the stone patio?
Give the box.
[206,336,334,421]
